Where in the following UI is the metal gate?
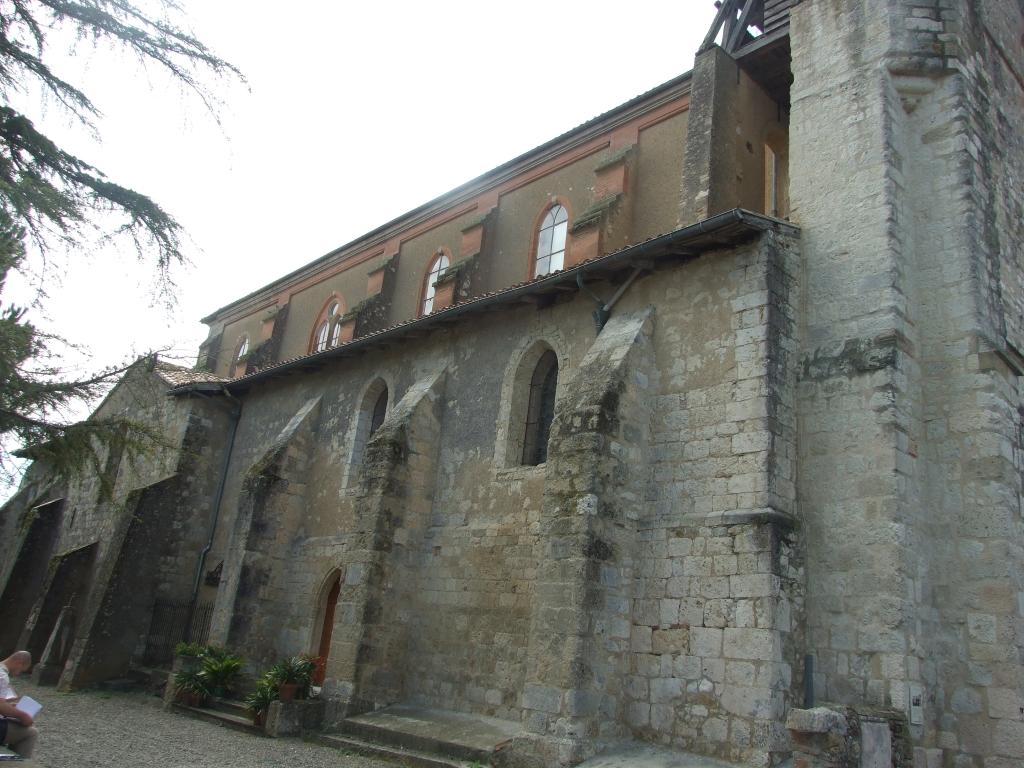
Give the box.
[142,601,213,666]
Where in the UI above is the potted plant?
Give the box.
[199,651,243,699]
[244,678,277,728]
[269,655,315,702]
[172,641,206,674]
[173,667,210,707]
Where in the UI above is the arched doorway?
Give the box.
[312,570,341,685]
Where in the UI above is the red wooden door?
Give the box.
[314,576,340,685]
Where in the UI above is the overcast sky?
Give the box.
[9,0,718,396]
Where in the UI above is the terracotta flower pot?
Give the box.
[278,682,298,702]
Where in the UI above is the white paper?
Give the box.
[14,696,41,719]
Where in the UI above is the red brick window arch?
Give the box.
[310,295,345,353]
[533,203,569,278]
[421,250,450,316]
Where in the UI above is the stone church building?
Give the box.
[2,1,1022,766]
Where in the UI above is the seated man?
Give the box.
[0,651,37,759]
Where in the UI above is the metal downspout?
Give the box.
[579,209,748,331]
[578,265,645,332]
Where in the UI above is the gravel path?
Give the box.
[12,678,397,768]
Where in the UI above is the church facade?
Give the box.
[2,2,1023,766]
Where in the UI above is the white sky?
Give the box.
[9,0,718,401]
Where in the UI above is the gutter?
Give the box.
[174,208,796,396]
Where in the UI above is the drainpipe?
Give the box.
[185,387,242,641]
[577,265,645,332]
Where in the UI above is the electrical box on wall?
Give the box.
[909,683,924,725]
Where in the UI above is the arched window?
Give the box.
[369,387,388,435]
[421,251,450,315]
[522,350,558,465]
[311,297,344,353]
[344,378,390,484]
[230,335,249,377]
[534,204,568,278]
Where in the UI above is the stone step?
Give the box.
[337,704,521,765]
[577,742,743,768]
[172,702,264,736]
[207,697,250,717]
[312,733,471,768]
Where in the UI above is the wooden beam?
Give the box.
[726,0,759,53]
[700,0,740,51]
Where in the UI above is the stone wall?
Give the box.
[200,227,803,766]
[789,1,1024,766]
[0,364,231,684]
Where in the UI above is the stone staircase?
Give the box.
[313,704,522,768]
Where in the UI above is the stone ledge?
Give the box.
[786,707,849,736]
[679,507,798,529]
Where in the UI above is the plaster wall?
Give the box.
[217,314,268,376]
[634,111,690,242]
[277,251,389,359]
[488,158,602,287]
[388,209,479,324]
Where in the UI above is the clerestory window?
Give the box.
[534,204,568,278]
[311,296,344,353]
[230,335,249,377]
[422,250,450,316]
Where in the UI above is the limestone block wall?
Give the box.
[326,369,447,712]
[204,308,588,704]
[0,366,229,684]
[617,231,801,768]
[218,397,323,667]
[200,224,804,768]
[515,307,656,766]
[789,1,1024,766]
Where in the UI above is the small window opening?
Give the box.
[521,350,558,465]
[765,145,779,217]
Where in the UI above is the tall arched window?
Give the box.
[369,387,388,435]
[345,378,390,483]
[534,204,568,278]
[230,335,249,377]
[311,296,344,353]
[522,350,558,465]
[421,250,450,315]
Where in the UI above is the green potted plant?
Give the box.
[244,678,277,728]
[199,651,243,699]
[172,641,206,674]
[269,655,315,702]
[173,667,210,707]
